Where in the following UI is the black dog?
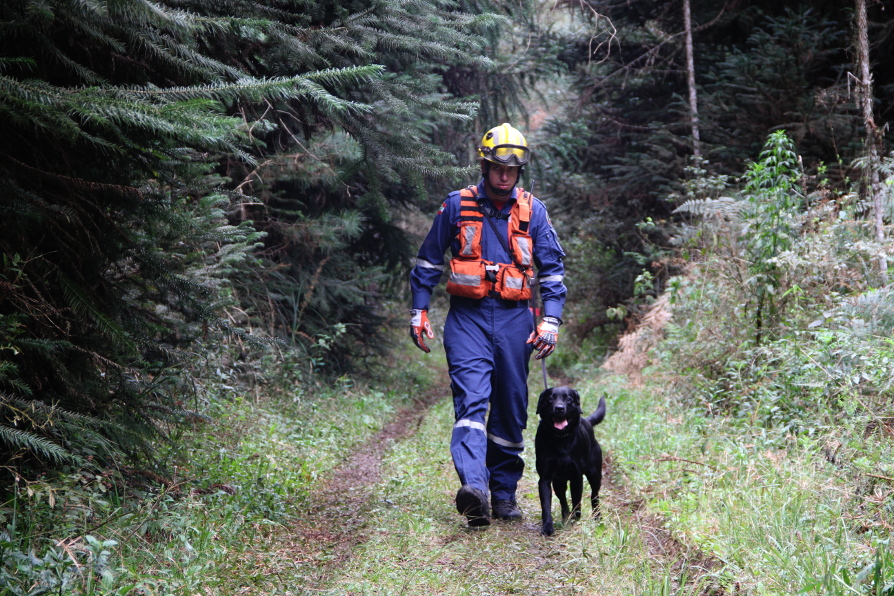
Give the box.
[535,387,606,536]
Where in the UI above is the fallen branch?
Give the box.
[654,454,718,471]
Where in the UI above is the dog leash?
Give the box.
[528,178,550,393]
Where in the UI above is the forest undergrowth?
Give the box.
[6,130,894,595]
[589,131,894,594]
[7,328,892,594]
[6,324,894,595]
[0,334,440,595]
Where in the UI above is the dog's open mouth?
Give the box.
[553,418,568,430]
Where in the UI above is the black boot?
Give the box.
[492,497,522,521]
[456,485,491,527]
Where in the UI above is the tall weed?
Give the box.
[668,131,892,431]
[635,130,894,592]
[741,130,803,343]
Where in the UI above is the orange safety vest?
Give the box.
[445,186,534,301]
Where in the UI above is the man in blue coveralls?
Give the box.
[409,123,567,527]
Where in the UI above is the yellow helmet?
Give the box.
[477,123,530,167]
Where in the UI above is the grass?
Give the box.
[6,325,894,595]
[317,393,688,596]
[2,335,711,595]
[588,364,894,595]
[0,351,436,595]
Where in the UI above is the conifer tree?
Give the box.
[854,0,886,283]
[0,0,512,475]
[533,0,893,341]
[214,0,514,367]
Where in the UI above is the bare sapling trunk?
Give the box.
[856,0,887,284]
[683,0,700,158]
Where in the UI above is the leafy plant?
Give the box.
[741,129,804,344]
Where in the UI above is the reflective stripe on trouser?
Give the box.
[444,297,534,501]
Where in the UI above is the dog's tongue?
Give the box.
[554,419,568,430]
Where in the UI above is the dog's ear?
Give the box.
[536,388,552,416]
[570,389,581,406]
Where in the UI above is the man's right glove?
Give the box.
[410,309,434,353]
[528,316,560,360]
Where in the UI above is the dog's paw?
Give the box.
[541,521,554,536]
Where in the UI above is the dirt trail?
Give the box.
[285,375,448,590]
[272,367,724,594]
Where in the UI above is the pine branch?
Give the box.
[58,275,138,354]
[0,426,83,466]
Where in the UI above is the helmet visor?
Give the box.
[486,144,530,166]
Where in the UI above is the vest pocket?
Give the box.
[446,259,489,299]
[495,265,533,301]
[510,234,533,267]
[458,222,482,258]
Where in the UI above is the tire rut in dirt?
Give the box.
[602,452,729,595]
[289,378,448,589]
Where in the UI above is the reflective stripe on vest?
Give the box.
[504,276,525,290]
[449,271,482,287]
[461,225,477,256]
[515,236,532,267]
[445,186,534,301]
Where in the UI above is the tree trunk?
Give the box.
[683,0,701,158]
[856,0,887,283]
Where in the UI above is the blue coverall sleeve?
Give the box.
[531,198,567,320]
[409,195,458,311]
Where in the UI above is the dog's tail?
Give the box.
[587,394,607,426]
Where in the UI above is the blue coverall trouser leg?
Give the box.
[444,296,534,501]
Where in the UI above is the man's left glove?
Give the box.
[410,309,434,353]
[528,316,560,360]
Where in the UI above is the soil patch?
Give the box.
[245,360,728,594]
[286,375,449,589]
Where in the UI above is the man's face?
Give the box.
[484,162,519,197]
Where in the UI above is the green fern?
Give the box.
[674,197,746,221]
[58,275,138,354]
[0,426,82,466]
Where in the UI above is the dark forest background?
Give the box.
[1,0,892,479]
